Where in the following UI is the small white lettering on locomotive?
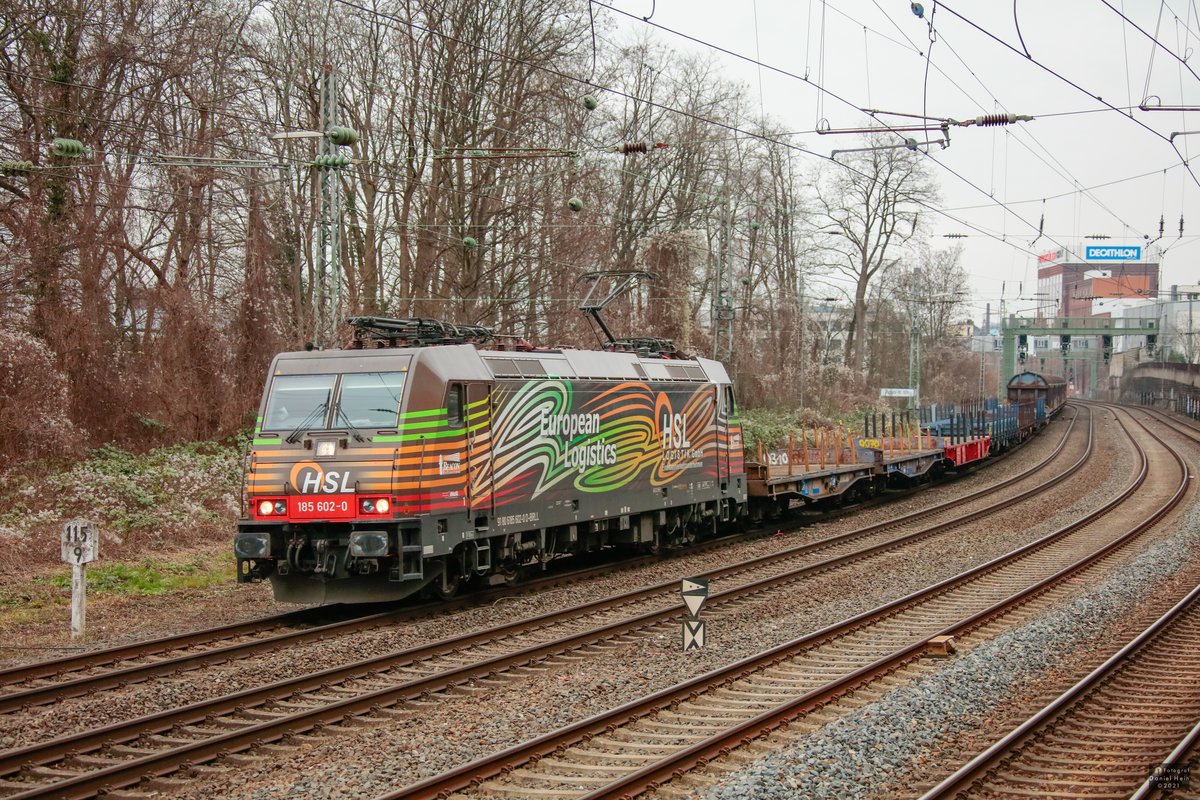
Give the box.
[496,511,539,526]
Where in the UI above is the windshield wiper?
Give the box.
[285,401,329,444]
[334,404,367,442]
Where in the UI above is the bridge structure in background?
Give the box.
[1000,315,1162,398]
[1120,362,1200,403]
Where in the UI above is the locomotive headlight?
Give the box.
[234,532,271,559]
[349,531,389,557]
[256,499,287,516]
[375,498,390,514]
[361,498,376,513]
[315,440,337,458]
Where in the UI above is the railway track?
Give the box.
[919,579,1200,799]
[0,555,674,714]
[0,409,1068,713]
[376,403,1188,800]
[909,402,1200,800]
[0,411,1095,798]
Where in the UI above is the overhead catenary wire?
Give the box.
[326,0,1063,260]
[5,0,1187,282]
[936,0,1200,190]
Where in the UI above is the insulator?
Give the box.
[581,95,598,110]
[976,113,1015,126]
[567,197,583,212]
[1,160,34,175]
[326,126,359,146]
[618,141,649,155]
[972,113,1033,127]
[50,138,85,157]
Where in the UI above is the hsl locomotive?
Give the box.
[234,316,747,604]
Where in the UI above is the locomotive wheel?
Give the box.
[431,556,465,600]
[496,559,522,586]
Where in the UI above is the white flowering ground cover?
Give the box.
[0,437,280,654]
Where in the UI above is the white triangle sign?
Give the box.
[681,577,709,617]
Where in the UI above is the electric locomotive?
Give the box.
[234,317,747,604]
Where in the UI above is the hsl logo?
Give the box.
[289,461,352,493]
[661,413,691,449]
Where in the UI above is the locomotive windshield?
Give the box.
[263,374,336,430]
[263,371,406,432]
[334,372,405,428]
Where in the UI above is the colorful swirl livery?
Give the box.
[235,324,747,604]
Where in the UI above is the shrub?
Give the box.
[0,326,82,462]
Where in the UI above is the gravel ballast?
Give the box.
[698,443,1200,800]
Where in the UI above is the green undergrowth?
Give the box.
[45,556,237,596]
[739,406,841,453]
[0,553,236,612]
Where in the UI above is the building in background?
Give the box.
[1035,246,1159,321]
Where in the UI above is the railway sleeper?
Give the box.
[572,741,678,755]
[479,781,585,797]
[92,790,160,800]
[235,708,293,721]
[139,775,203,791]
[66,753,126,769]
[22,765,84,780]
[1006,763,1153,779]
[105,744,162,757]
[507,767,614,785]
[143,733,199,746]
[553,751,663,767]
[216,752,270,767]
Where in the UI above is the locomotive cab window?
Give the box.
[334,372,406,428]
[447,383,464,427]
[263,374,336,430]
[724,385,736,413]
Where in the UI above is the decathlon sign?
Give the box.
[1085,245,1141,261]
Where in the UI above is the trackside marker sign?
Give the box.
[681,577,709,616]
[682,619,706,650]
[681,577,710,652]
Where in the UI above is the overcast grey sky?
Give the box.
[601,0,1200,322]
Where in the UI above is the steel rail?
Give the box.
[0,409,1072,710]
[916,405,1197,800]
[920,583,1200,799]
[0,553,674,714]
[1128,718,1200,800]
[0,412,1092,798]
[379,404,1186,800]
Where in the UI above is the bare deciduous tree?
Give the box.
[814,134,938,373]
